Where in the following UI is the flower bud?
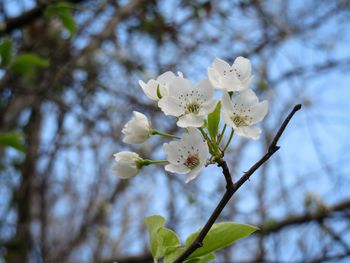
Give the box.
[112,151,143,179]
[122,111,152,144]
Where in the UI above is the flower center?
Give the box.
[184,154,200,169]
[231,115,247,127]
[186,102,200,114]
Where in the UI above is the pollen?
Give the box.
[186,102,200,114]
[231,115,248,127]
[184,154,200,169]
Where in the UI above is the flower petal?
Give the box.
[163,141,184,163]
[199,99,218,115]
[177,114,204,128]
[165,163,190,174]
[221,91,234,111]
[212,57,231,74]
[196,78,215,99]
[236,126,261,140]
[185,166,202,183]
[208,67,223,89]
[236,89,259,106]
[158,96,184,116]
[234,56,251,80]
[249,100,268,124]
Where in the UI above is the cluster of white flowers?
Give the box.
[113,57,268,182]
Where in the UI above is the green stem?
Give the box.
[217,124,227,145]
[152,130,180,139]
[142,159,168,166]
[222,128,234,153]
[199,127,216,154]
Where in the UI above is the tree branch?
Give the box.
[259,199,350,234]
[174,104,302,262]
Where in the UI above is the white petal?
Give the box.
[183,128,208,158]
[157,71,175,83]
[165,163,190,174]
[112,162,138,179]
[185,166,202,183]
[168,76,193,97]
[249,100,268,124]
[236,126,261,140]
[196,78,214,99]
[139,79,158,100]
[221,92,234,111]
[113,151,139,161]
[163,142,183,163]
[212,57,231,74]
[158,96,184,116]
[234,56,251,80]
[236,89,259,106]
[221,74,244,92]
[208,67,223,89]
[199,99,218,115]
[177,114,204,128]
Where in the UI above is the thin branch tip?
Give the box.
[295,104,302,111]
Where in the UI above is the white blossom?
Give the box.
[221,89,268,140]
[122,111,152,144]
[163,128,209,183]
[208,56,252,92]
[139,71,178,101]
[158,77,217,128]
[112,151,142,179]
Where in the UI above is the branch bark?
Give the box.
[174,104,302,262]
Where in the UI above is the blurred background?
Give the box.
[1,0,350,262]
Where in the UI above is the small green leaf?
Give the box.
[144,215,166,262]
[45,2,77,36]
[11,53,49,76]
[184,253,216,263]
[185,222,258,259]
[0,39,13,66]
[157,226,181,257]
[164,247,185,263]
[58,10,77,36]
[0,132,25,153]
[207,101,221,140]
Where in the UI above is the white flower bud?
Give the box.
[122,111,152,144]
[112,151,143,179]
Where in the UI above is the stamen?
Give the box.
[186,102,200,114]
[184,154,200,169]
[231,115,248,127]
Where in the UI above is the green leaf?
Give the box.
[45,2,77,36]
[11,53,49,76]
[0,132,25,153]
[0,39,13,66]
[144,215,181,262]
[144,215,166,262]
[164,247,185,263]
[207,101,221,140]
[157,226,181,257]
[185,222,258,259]
[184,253,216,263]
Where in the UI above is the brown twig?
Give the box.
[174,104,302,262]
